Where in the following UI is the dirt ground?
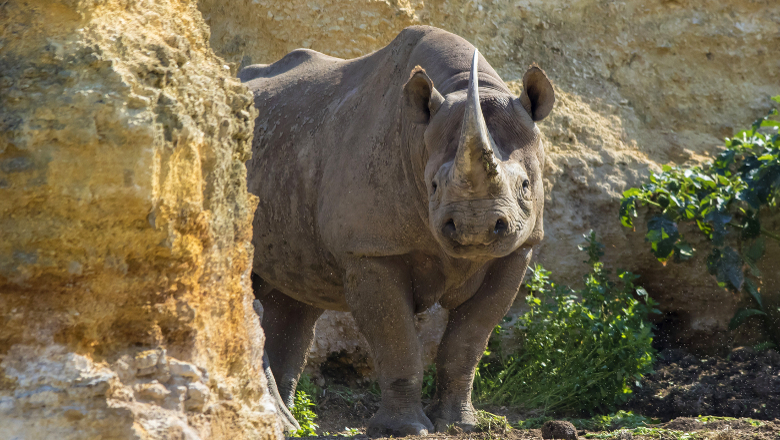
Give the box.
[306,414,779,440]
[301,346,780,439]
[625,347,780,420]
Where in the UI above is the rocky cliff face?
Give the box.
[198,0,780,358]
[0,1,280,438]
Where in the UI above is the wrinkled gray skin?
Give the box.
[240,26,554,437]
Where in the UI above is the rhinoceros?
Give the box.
[240,25,554,436]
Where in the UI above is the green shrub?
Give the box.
[289,390,319,437]
[421,364,437,399]
[474,232,658,415]
[297,374,320,403]
[619,96,780,342]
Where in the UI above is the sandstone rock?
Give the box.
[306,304,448,374]
[136,349,169,377]
[0,1,281,438]
[200,0,780,359]
[169,359,205,382]
[135,381,172,402]
[217,383,235,401]
[186,382,211,412]
[135,350,164,371]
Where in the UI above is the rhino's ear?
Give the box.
[519,65,554,122]
[403,66,445,124]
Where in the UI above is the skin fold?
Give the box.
[240,25,554,436]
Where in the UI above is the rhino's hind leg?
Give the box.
[427,248,533,432]
[344,257,434,437]
[255,282,324,408]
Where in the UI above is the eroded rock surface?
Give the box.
[0,1,280,438]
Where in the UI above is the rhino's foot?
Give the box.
[367,406,434,438]
[426,400,477,433]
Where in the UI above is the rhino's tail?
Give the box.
[251,275,301,432]
[263,351,301,433]
[252,295,300,432]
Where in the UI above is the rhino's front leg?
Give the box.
[427,246,534,432]
[344,256,434,437]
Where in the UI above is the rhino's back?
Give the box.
[241,48,355,310]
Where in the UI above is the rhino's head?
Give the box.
[404,50,554,259]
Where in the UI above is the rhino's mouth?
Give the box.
[445,240,511,259]
[434,214,530,259]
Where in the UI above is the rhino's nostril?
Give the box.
[494,218,508,235]
[442,219,456,237]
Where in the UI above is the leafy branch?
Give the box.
[619,95,780,344]
[473,232,657,415]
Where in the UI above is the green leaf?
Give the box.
[704,211,732,246]
[695,218,712,235]
[622,188,643,198]
[290,390,319,437]
[579,230,605,264]
[728,308,766,330]
[675,241,694,261]
[742,236,765,277]
[620,196,638,228]
[706,247,744,291]
[744,278,764,310]
[682,203,696,219]
[736,189,761,210]
[754,341,777,352]
[741,216,761,240]
[744,237,766,262]
[646,216,679,261]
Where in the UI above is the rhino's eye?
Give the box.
[522,179,530,193]
[432,181,438,194]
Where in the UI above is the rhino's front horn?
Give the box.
[451,49,502,188]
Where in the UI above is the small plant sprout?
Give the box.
[289,390,319,437]
[342,427,361,437]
